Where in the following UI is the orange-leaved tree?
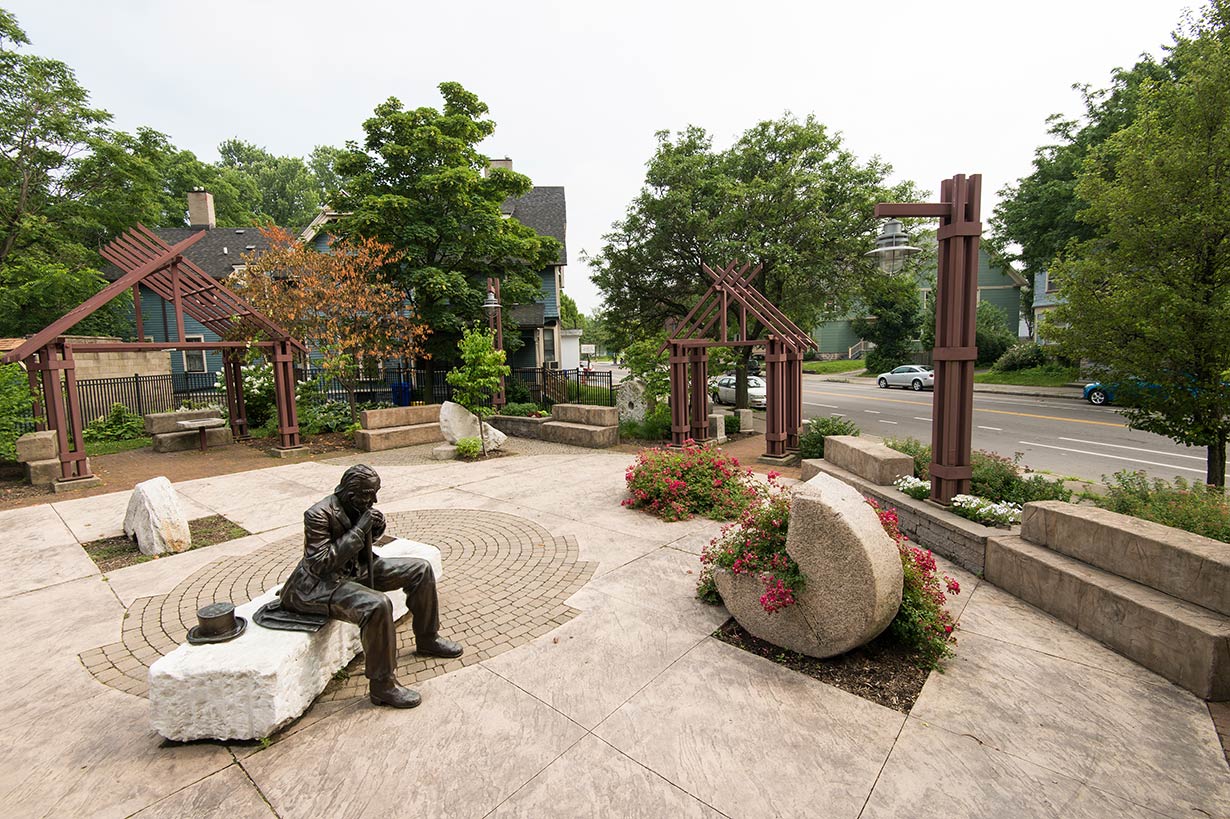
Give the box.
[231,226,430,421]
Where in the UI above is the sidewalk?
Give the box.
[0,443,1226,818]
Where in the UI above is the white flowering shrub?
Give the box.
[950,494,1022,526]
[893,475,930,500]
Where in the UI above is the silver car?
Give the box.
[877,365,934,391]
[710,375,767,407]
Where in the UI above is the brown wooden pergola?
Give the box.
[1,225,307,486]
[662,262,817,458]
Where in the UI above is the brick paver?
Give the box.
[80,509,595,700]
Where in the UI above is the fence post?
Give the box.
[133,373,144,417]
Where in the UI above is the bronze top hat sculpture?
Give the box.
[187,602,247,645]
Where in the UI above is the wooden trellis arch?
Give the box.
[2,225,307,486]
[662,261,817,458]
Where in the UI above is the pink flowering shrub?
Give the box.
[622,441,763,522]
[696,476,802,613]
[867,497,961,669]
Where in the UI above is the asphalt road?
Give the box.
[801,376,1217,485]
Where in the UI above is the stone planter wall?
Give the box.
[801,458,1009,574]
[488,414,549,440]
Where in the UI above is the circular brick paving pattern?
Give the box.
[81,509,595,700]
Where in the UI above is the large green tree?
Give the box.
[332,83,561,366]
[218,138,320,229]
[589,115,915,404]
[1045,1,1230,485]
[851,272,922,374]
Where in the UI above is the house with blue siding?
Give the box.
[1032,270,1062,344]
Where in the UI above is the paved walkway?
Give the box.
[0,441,1226,818]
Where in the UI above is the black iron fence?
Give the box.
[65,365,615,424]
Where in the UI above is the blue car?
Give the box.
[1083,382,1115,405]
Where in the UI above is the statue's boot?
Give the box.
[416,635,463,659]
[370,678,422,709]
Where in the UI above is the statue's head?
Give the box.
[335,464,380,513]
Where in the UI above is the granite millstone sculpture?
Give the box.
[273,464,462,708]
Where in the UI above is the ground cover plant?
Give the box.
[455,437,482,459]
[949,495,1023,527]
[499,402,548,418]
[884,437,1071,505]
[622,440,763,522]
[82,403,144,442]
[82,515,250,572]
[1091,470,1230,542]
[798,415,859,459]
[801,359,866,375]
[973,365,1078,387]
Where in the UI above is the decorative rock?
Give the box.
[15,430,57,463]
[123,476,191,556]
[714,471,903,658]
[708,413,727,444]
[149,539,442,741]
[736,408,754,434]
[24,458,61,487]
[432,444,458,461]
[438,401,507,450]
[617,378,649,422]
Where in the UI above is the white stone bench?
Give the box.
[149,539,444,742]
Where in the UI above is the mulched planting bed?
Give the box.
[713,618,932,714]
[240,431,359,456]
[82,515,251,572]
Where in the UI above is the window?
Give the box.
[183,335,206,373]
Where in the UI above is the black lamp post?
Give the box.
[484,277,506,410]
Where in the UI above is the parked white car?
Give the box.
[709,375,767,407]
[877,365,934,391]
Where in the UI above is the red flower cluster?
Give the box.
[622,441,762,522]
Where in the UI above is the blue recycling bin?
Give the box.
[390,383,412,407]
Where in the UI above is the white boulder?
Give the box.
[149,538,443,741]
[438,401,507,450]
[124,476,191,556]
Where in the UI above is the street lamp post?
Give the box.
[483,277,506,410]
[874,174,982,504]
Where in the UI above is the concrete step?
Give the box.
[540,420,618,448]
[986,534,1230,700]
[1022,501,1230,616]
[354,422,442,452]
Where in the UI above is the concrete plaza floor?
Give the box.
[0,441,1226,818]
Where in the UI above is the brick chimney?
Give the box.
[486,157,513,176]
[187,188,216,229]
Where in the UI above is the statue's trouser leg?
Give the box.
[370,557,440,644]
[329,581,398,682]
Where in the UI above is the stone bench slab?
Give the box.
[354,422,443,452]
[152,427,233,453]
[149,539,444,741]
[540,420,618,448]
[551,403,619,427]
[359,404,440,430]
[144,409,222,436]
[822,435,914,486]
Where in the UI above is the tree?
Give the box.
[559,293,584,330]
[851,273,922,374]
[218,138,321,229]
[332,83,561,366]
[231,226,431,420]
[308,145,347,202]
[590,116,916,407]
[1045,1,1230,485]
[445,328,510,457]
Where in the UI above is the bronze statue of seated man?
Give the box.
[278,464,462,708]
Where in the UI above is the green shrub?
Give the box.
[455,437,482,459]
[724,412,741,434]
[501,402,547,417]
[992,343,1048,372]
[504,378,532,405]
[798,415,860,459]
[620,403,672,441]
[82,403,145,442]
[0,362,35,461]
[1094,471,1230,542]
[975,301,1015,366]
[950,494,1022,526]
[297,399,354,435]
[623,441,764,522]
[885,437,932,480]
[216,361,275,428]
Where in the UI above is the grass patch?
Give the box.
[84,437,152,456]
[974,365,1078,387]
[802,359,867,375]
[82,515,251,572]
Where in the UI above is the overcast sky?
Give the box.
[10,0,1195,313]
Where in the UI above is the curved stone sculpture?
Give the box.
[715,472,903,658]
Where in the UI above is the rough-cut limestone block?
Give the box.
[551,403,619,427]
[432,444,458,461]
[144,409,220,436]
[24,458,61,486]
[15,430,57,463]
[708,413,727,444]
[149,539,443,742]
[540,421,619,448]
[1021,501,1230,616]
[124,476,191,556]
[438,401,507,450]
[354,423,442,452]
[617,379,649,422]
[715,472,903,658]
[359,404,440,430]
[488,415,547,439]
[736,408,754,433]
[823,435,914,486]
[151,427,233,453]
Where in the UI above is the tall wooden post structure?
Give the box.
[662,262,816,458]
[877,174,982,503]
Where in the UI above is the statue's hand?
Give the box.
[370,509,386,536]
[355,509,374,535]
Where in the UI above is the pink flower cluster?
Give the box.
[621,441,761,522]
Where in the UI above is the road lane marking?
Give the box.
[805,389,1126,428]
[978,426,1002,431]
[1056,436,1206,461]
[879,420,898,425]
[1018,441,1204,474]
[914,416,932,422]
[864,410,880,414]
[816,403,840,409]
